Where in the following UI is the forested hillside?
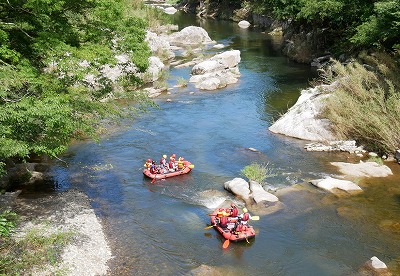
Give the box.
[0,0,158,174]
[249,0,399,55]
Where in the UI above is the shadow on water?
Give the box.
[42,11,400,276]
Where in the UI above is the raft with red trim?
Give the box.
[210,208,256,242]
[143,160,194,180]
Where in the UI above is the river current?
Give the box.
[46,12,400,275]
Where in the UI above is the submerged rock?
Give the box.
[238,20,251,28]
[358,256,391,276]
[310,177,362,193]
[331,161,393,178]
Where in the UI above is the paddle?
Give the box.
[222,239,230,249]
[151,177,156,183]
[204,225,214,230]
[250,216,260,221]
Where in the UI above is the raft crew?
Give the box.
[150,161,161,174]
[239,208,251,225]
[145,153,187,174]
[229,203,239,217]
[177,157,185,170]
[169,153,177,171]
[160,154,167,168]
[144,159,152,170]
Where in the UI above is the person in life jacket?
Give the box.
[150,161,159,174]
[219,215,228,229]
[239,208,251,225]
[235,223,248,233]
[144,159,152,170]
[159,154,168,173]
[177,157,185,170]
[229,203,239,217]
[169,153,177,171]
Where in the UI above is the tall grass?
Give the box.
[322,52,400,153]
[0,227,74,275]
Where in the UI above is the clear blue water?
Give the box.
[46,12,400,276]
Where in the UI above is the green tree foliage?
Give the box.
[0,0,153,171]
[245,0,398,53]
[351,0,400,51]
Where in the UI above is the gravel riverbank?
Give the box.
[5,189,112,275]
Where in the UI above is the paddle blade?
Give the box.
[151,177,156,183]
[189,164,195,169]
[251,216,259,221]
[222,239,230,249]
[204,225,214,230]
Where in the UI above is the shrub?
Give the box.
[240,162,275,183]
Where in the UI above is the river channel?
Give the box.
[47,12,400,276]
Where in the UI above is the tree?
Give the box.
[0,0,152,173]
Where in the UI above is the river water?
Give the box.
[48,12,400,275]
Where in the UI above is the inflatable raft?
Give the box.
[210,208,256,242]
[143,160,194,180]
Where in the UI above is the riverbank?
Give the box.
[1,189,111,275]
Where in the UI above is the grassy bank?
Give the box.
[322,52,400,154]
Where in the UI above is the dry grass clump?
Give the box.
[322,52,400,153]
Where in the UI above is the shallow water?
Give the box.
[42,12,400,275]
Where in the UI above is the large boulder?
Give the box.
[210,50,241,68]
[167,26,215,46]
[191,60,226,75]
[331,161,393,178]
[145,31,175,60]
[269,83,338,141]
[310,177,362,193]
[249,181,279,204]
[190,50,241,91]
[224,178,251,199]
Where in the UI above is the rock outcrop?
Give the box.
[269,83,338,141]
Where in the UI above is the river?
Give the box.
[47,12,400,275]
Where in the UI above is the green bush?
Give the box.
[240,162,275,183]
